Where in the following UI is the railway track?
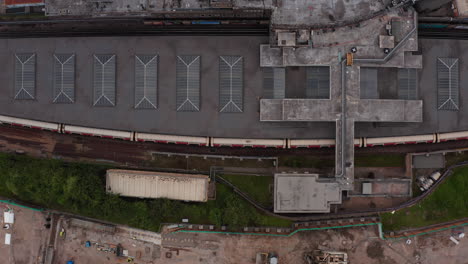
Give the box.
[418,28,468,39]
[0,24,270,38]
[1,124,468,224]
[5,123,468,158]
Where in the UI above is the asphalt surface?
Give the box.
[0,37,467,139]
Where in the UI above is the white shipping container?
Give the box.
[3,211,14,224]
[430,172,442,181]
[5,233,11,245]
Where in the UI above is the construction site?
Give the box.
[1,202,468,264]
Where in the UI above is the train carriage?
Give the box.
[363,134,437,147]
[437,131,468,142]
[211,137,286,148]
[288,139,335,148]
[135,132,209,146]
[288,138,364,148]
[0,114,61,132]
[63,125,133,141]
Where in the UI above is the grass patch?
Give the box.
[381,166,468,231]
[148,154,274,171]
[355,154,405,167]
[0,153,291,231]
[0,13,46,21]
[220,174,273,208]
[279,154,405,169]
[279,156,334,169]
[445,151,468,167]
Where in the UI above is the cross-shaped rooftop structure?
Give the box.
[262,9,423,213]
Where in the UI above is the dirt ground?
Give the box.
[53,218,162,264]
[0,203,49,264]
[3,201,468,264]
[354,167,407,179]
[340,197,409,211]
[160,226,468,264]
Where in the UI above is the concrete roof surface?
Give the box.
[274,174,342,213]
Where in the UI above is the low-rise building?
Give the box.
[274,173,342,213]
[106,169,209,202]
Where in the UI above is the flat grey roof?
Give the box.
[1,38,468,139]
[135,54,158,109]
[274,174,342,213]
[412,154,445,169]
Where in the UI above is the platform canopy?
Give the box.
[106,169,209,202]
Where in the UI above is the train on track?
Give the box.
[0,114,466,148]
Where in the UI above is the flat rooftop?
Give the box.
[274,174,341,213]
[0,38,467,140]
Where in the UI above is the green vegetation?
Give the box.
[355,154,405,167]
[0,13,46,21]
[445,151,468,167]
[149,154,274,171]
[279,156,334,169]
[0,153,291,231]
[279,154,405,169]
[220,174,273,208]
[381,166,468,231]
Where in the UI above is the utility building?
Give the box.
[274,174,342,213]
[106,169,209,202]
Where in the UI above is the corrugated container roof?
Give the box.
[106,169,209,202]
[5,233,11,245]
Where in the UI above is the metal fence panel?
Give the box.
[263,67,285,99]
[135,54,158,109]
[53,54,75,103]
[398,68,417,100]
[306,66,330,99]
[176,55,200,112]
[219,55,243,113]
[437,58,459,111]
[359,67,378,99]
[93,54,116,107]
[14,53,36,100]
